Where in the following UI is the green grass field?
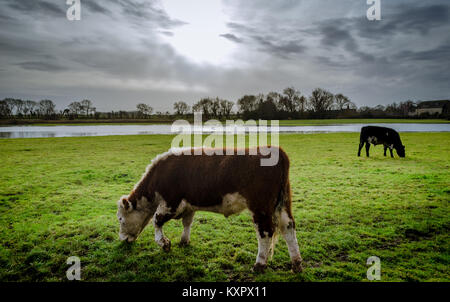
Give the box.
[0,133,449,281]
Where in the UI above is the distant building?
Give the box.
[414,100,449,116]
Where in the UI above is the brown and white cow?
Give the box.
[116,146,303,273]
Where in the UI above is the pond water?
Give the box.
[0,123,449,139]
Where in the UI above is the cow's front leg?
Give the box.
[383,145,387,156]
[365,142,370,157]
[252,214,274,273]
[389,145,394,158]
[153,220,171,252]
[180,210,195,246]
[153,204,175,252]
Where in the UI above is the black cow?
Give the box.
[358,126,405,158]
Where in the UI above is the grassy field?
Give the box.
[0,133,449,281]
[1,118,448,126]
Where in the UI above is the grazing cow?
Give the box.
[358,126,405,158]
[116,147,303,273]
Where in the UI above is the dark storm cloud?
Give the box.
[227,22,254,33]
[394,43,450,62]
[314,21,375,63]
[310,3,450,79]
[118,0,186,28]
[1,0,449,111]
[83,1,111,14]
[220,33,243,43]
[226,2,450,60]
[0,39,30,54]
[15,61,67,72]
[225,22,306,58]
[221,0,450,105]
[0,0,190,79]
[4,0,65,16]
[355,4,450,38]
[252,35,305,58]
[160,31,174,37]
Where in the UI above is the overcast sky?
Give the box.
[0,0,449,112]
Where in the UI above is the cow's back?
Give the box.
[148,147,289,209]
[361,126,400,144]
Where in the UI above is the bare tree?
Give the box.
[309,88,334,112]
[12,99,24,116]
[280,87,301,113]
[68,102,82,116]
[266,92,282,111]
[399,100,416,116]
[38,100,56,118]
[297,95,307,113]
[237,95,258,114]
[334,93,351,110]
[257,96,278,120]
[219,99,234,118]
[0,99,12,118]
[192,98,213,118]
[81,99,93,116]
[136,103,153,118]
[173,101,190,115]
[1,98,15,117]
[23,100,38,117]
[211,97,221,118]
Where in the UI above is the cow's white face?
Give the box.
[117,195,152,242]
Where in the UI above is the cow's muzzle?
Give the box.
[119,233,136,243]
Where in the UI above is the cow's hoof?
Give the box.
[178,240,190,247]
[253,263,267,273]
[291,259,303,273]
[161,238,171,252]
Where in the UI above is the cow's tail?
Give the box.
[269,148,291,260]
[276,147,291,210]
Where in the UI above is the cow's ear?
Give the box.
[121,196,133,211]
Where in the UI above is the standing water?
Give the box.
[0,123,449,139]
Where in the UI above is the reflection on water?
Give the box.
[0,123,449,139]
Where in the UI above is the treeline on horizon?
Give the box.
[0,87,443,121]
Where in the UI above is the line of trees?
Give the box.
[0,98,57,119]
[235,87,356,119]
[190,97,234,119]
[0,98,157,120]
[357,100,417,118]
[0,87,436,120]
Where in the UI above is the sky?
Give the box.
[0,0,449,112]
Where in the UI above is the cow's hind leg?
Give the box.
[384,145,387,156]
[280,208,303,273]
[365,142,370,157]
[252,213,274,273]
[180,210,195,246]
[358,142,364,157]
